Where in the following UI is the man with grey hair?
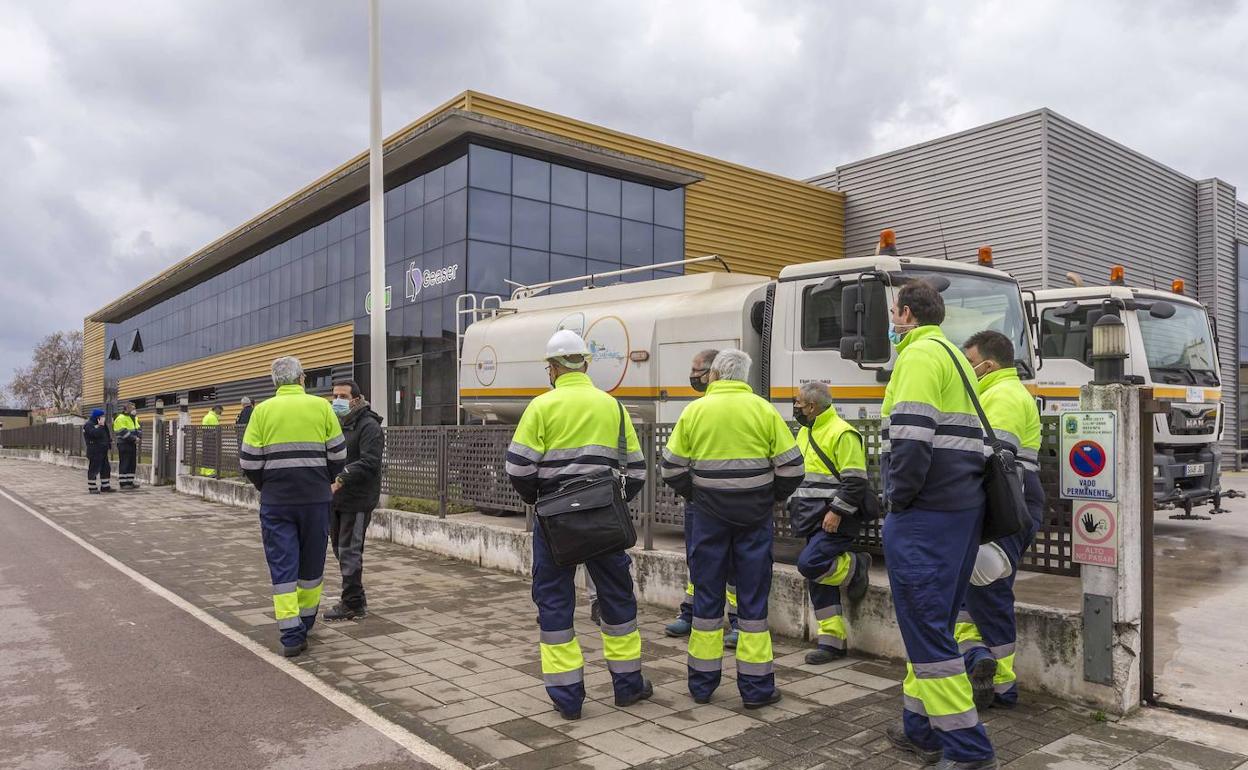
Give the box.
[790,381,872,665]
[236,395,255,426]
[240,356,347,657]
[665,348,740,645]
[662,348,804,709]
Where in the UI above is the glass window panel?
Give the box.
[445,154,468,193]
[551,254,588,292]
[442,240,466,297]
[512,198,550,251]
[301,294,314,329]
[328,214,341,244]
[444,188,468,243]
[513,155,550,201]
[467,240,510,297]
[422,299,441,338]
[406,175,425,210]
[654,225,684,264]
[415,247,443,301]
[423,198,445,251]
[385,215,402,258]
[355,232,370,275]
[385,185,404,219]
[467,189,510,244]
[302,256,315,295]
[588,259,620,286]
[425,166,445,201]
[621,220,653,266]
[313,287,330,327]
[551,166,587,209]
[587,174,621,216]
[511,248,549,288]
[403,208,423,258]
[356,202,370,233]
[654,186,684,229]
[328,242,342,284]
[468,145,511,193]
[587,213,621,262]
[313,249,328,288]
[325,284,340,325]
[550,206,587,257]
[622,182,653,222]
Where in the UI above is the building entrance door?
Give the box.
[388,357,424,427]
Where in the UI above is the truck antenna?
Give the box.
[936,215,951,261]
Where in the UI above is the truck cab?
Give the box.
[1032,281,1223,513]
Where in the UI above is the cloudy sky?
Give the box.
[2,0,1247,397]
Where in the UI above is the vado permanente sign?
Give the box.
[1059,411,1117,501]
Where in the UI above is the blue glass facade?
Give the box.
[102,142,685,423]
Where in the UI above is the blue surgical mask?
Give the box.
[888,321,915,346]
[331,398,351,416]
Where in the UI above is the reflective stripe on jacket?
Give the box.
[240,384,346,505]
[506,372,645,505]
[661,379,804,524]
[113,413,141,444]
[881,325,986,512]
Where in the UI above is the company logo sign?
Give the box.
[406,261,460,300]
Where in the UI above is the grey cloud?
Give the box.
[1,0,1246,391]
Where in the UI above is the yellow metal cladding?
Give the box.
[82,320,106,406]
[118,323,353,401]
[460,92,844,276]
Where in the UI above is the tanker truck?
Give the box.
[1031,266,1231,518]
[457,231,1038,424]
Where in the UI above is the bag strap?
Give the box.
[933,339,1003,452]
[804,427,843,482]
[615,402,628,491]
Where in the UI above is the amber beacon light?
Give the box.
[977,246,994,267]
[1109,265,1126,285]
[1171,279,1185,295]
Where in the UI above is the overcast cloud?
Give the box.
[2,0,1247,395]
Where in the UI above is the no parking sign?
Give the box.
[1060,411,1117,501]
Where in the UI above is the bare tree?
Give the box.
[8,330,83,412]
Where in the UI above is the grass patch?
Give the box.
[388,496,475,515]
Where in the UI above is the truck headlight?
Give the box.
[1154,465,1161,478]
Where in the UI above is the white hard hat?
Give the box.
[970,542,1011,586]
[545,329,591,361]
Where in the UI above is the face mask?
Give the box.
[331,398,351,416]
[793,405,814,428]
[887,321,915,346]
[689,376,708,393]
[972,362,993,379]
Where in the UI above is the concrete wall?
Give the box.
[0,450,154,485]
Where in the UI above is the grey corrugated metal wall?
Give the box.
[812,111,1046,285]
[1237,201,1248,465]
[1044,113,1199,292]
[818,108,1243,468]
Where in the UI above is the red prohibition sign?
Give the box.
[1077,502,1115,545]
[1069,440,1107,478]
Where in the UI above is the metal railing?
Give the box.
[0,423,84,455]
[175,416,1078,576]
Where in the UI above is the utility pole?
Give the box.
[367,0,388,425]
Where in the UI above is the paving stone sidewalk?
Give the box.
[2,459,1244,770]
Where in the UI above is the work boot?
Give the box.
[590,599,601,626]
[100,487,115,494]
[743,690,783,710]
[724,628,738,649]
[281,640,309,658]
[805,647,847,665]
[616,677,654,707]
[664,617,692,637]
[559,708,581,721]
[324,604,367,622]
[886,725,942,765]
[934,758,997,769]
[969,657,996,712]
[846,552,872,602]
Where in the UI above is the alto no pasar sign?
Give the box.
[1059,410,1117,502]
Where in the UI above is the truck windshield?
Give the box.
[1135,304,1219,386]
[900,271,1032,375]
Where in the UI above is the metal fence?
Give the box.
[178,416,1078,576]
[0,423,84,455]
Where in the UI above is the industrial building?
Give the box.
[83,93,1246,457]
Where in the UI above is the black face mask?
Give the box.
[793,403,814,428]
[690,376,708,393]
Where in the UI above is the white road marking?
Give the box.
[0,486,471,770]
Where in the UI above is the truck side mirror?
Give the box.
[839,281,889,364]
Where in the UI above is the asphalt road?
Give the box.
[0,489,438,770]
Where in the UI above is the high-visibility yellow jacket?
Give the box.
[881,325,986,512]
[113,413,141,445]
[240,385,346,505]
[789,407,868,537]
[506,372,645,505]
[978,365,1045,539]
[661,379,804,526]
[202,411,220,427]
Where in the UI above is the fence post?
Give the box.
[437,428,448,519]
[152,400,166,485]
[643,425,655,551]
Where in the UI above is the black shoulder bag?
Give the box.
[805,431,882,523]
[935,341,1030,544]
[534,403,638,566]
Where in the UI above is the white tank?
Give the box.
[459,272,771,423]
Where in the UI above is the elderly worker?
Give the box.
[662,348,803,709]
[506,330,652,721]
[240,356,346,657]
[790,382,872,664]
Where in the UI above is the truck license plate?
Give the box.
[1184,463,1205,477]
